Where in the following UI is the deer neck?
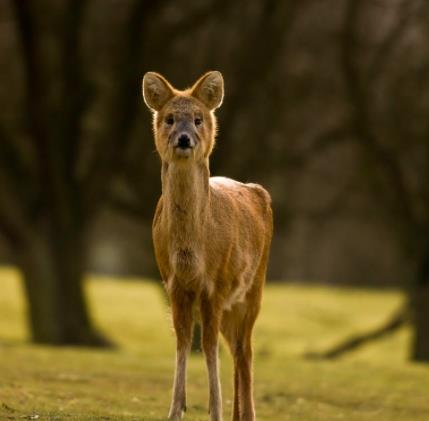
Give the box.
[161,160,210,249]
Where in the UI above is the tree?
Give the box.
[305,0,429,361]
[340,0,429,361]
[0,0,160,345]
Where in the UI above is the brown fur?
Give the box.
[142,71,273,421]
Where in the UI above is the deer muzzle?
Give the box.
[173,132,196,157]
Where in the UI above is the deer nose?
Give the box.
[177,134,191,149]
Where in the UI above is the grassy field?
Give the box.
[0,266,428,420]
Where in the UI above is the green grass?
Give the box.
[0,266,428,420]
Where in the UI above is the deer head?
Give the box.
[142,71,224,163]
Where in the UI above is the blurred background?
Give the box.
[0,0,429,363]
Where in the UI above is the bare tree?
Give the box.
[0,0,162,345]
[307,0,429,361]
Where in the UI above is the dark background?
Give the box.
[1,0,428,360]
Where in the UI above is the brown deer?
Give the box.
[142,70,273,421]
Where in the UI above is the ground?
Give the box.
[0,267,428,420]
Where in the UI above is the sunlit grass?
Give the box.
[0,266,428,420]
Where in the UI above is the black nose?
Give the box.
[177,134,191,149]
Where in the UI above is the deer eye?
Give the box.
[194,117,202,126]
[165,115,174,125]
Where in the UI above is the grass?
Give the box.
[0,266,428,420]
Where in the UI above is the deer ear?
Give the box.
[142,72,174,111]
[191,71,224,110]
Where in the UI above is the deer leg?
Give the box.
[201,293,223,421]
[223,302,258,421]
[236,333,255,421]
[236,275,264,421]
[220,310,240,421]
[168,287,195,420]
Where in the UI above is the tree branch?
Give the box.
[0,125,31,202]
[0,123,32,246]
[366,0,419,86]
[61,0,90,175]
[341,0,417,229]
[81,0,159,217]
[12,0,88,236]
[213,0,299,175]
[11,0,73,227]
[11,0,50,174]
[0,173,32,248]
[305,305,408,359]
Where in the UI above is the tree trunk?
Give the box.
[411,255,429,362]
[191,323,202,353]
[412,287,429,361]
[17,231,109,346]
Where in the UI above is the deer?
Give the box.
[142,70,273,421]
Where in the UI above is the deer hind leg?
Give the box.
[222,298,260,421]
[221,310,241,421]
[201,292,223,421]
[168,287,195,420]
[236,322,255,421]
